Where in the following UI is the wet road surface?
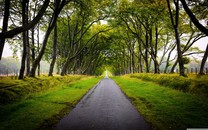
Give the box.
[56,78,150,130]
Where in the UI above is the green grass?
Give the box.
[130,73,208,96]
[0,76,102,130]
[112,76,208,130]
[0,75,86,104]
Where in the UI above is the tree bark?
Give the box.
[138,39,143,73]
[131,49,135,73]
[154,25,160,73]
[144,31,150,73]
[170,59,178,73]
[19,0,29,79]
[48,22,58,76]
[164,44,176,73]
[37,24,40,76]
[174,3,186,76]
[199,44,208,75]
[31,28,35,62]
[26,2,30,76]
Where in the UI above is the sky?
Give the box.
[2,43,14,57]
[194,37,208,49]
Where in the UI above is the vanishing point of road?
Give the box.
[56,77,150,130]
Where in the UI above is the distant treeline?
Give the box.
[0,57,50,75]
[0,57,19,75]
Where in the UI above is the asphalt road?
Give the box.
[56,78,150,130]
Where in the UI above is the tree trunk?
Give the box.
[199,44,208,75]
[170,59,178,73]
[26,2,30,76]
[131,50,135,73]
[129,50,132,73]
[0,0,10,60]
[31,27,35,62]
[154,25,160,73]
[145,31,150,73]
[48,23,57,76]
[175,27,185,76]
[19,0,29,79]
[153,60,160,74]
[61,58,73,76]
[164,44,176,73]
[29,0,65,77]
[170,31,186,76]
[138,41,143,73]
[37,24,40,76]
[167,0,186,76]
[139,54,143,73]
[26,38,30,76]
[30,22,55,77]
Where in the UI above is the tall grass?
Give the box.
[113,76,208,130]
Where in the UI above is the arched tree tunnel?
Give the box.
[0,0,207,77]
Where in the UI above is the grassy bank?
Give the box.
[0,76,102,130]
[130,73,208,96]
[0,75,86,104]
[112,76,208,130]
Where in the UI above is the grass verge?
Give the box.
[0,76,102,130]
[130,73,208,96]
[0,75,86,104]
[112,76,208,130]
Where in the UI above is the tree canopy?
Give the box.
[0,0,208,78]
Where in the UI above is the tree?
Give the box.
[48,23,57,76]
[48,0,58,76]
[0,0,50,60]
[0,0,10,60]
[58,0,112,76]
[180,0,208,36]
[19,0,29,79]
[117,0,168,73]
[29,0,69,77]
[166,0,186,76]
[179,0,208,75]
[199,44,208,75]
